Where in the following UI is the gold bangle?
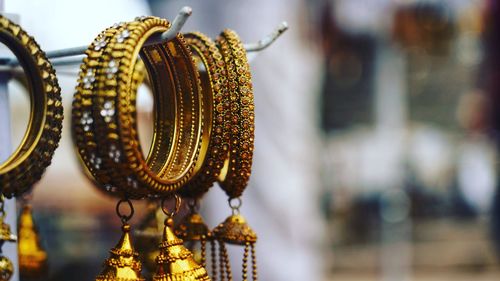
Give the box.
[74,17,170,198]
[144,34,204,194]
[178,32,229,199]
[73,17,203,198]
[216,29,255,198]
[72,38,147,196]
[72,25,121,193]
[0,16,63,198]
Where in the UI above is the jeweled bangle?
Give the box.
[72,27,147,195]
[179,32,229,199]
[74,16,203,198]
[72,25,123,194]
[216,29,255,199]
[0,16,63,198]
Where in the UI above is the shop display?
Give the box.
[0,6,286,280]
[70,14,261,281]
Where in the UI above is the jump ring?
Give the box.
[161,194,181,217]
[115,199,134,223]
[228,197,242,214]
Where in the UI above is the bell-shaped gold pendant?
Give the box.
[153,217,210,281]
[212,198,258,281]
[0,256,13,281]
[135,202,165,276]
[18,204,48,279]
[175,201,211,268]
[0,210,17,281]
[95,223,145,281]
[175,212,210,242]
[212,214,256,246]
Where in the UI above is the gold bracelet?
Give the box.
[216,29,255,198]
[139,32,207,197]
[73,17,204,198]
[0,16,63,198]
[72,25,122,193]
[178,32,229,199]
[155,33,203,182]
[73,23,142,195]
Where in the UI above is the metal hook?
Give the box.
[159,6,192,42]
[0,6,194,66]
[244,21,289,52]
[0,11,288,68]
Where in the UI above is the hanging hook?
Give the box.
[0,11,288,68]
[159,6,192,42]
[244,21,289,52]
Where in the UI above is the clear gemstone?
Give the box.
[104,184,117,193]
[112,22,125,28]
[90,153,102,169]
[116,29,130,43]
[106,60,119,78]
[127,177,139,189]
[93,37,107,51]
[109,144,121,163]
[83,69,95,89]
[100,101,115,122]
[81,112,93,131]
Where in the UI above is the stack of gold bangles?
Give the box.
[70,16,259,281]
[0,12,263,281]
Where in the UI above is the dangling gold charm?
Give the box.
[0,201,16,281]
[96,199,144,281]
[175,199,211,267]
[135,201,165,276]
[0,256,13,281]
[213,198,258,281]
[153,196,210,281]
[18,203,48,279]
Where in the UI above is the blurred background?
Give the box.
[2,0,500,280]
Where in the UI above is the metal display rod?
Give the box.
[0,6,288,68]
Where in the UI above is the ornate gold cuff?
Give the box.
[0,16,63,198]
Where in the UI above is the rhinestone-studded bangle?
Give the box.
[179,32,230,199]
[216,29,255,199]
[72,25,123,194]
[0,15,63,198]
[74,17,171,198]
[74,16,204,198]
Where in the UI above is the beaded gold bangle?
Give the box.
[0,15,63,198]
[216,29,255,198]
[177,32,229,199]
